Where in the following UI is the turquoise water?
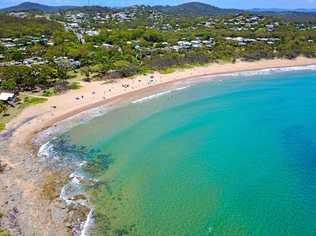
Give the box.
[60,69,316,235]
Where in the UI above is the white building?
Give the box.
[0,92,15,102]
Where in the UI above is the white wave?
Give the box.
[37,141,53,158]
[132,90,172,104]
[174,85,191,91]
[60,171,97,236]
[34,106,113,145]
[131,85,191,104]
[227,64,316,77]
[37,140,62,161]
[60,171,94,205]
[80,210,94,236]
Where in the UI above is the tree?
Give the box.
[4,48,24,61]
[80,66,92,82]
[1,78,17,91]
[113,60,139,77]
[32,64,57,88]
[0,101,8,114]
[56,64,70,89]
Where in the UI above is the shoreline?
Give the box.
[5,57,316,148]
[2,57,316,235]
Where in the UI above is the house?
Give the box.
[54,57,80,68]
[102,43,114,48]
[86,30,99,36]
[9,12,27,18]
[23,57,48,66]
[177,41,192,49]
[0,92,16,106]
[266,24,275,32]
[68,23,80,29]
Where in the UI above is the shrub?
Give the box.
[68,82,81,90]
[24,96,48,105]
[42,88,57,97]
[0,227,10,236]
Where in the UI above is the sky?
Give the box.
[1,0,316,9]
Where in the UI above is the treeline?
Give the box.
[0,64,71,92]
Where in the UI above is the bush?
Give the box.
[42,88,57,97]
[113,60,139,77]
[147,51,211,70]
[68,82,81,90]
[242,50,274,61]
[0,228,10,236]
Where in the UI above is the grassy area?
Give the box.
[68,81,81,90]
[0,73,86,131]
[68,70,83,82]
[0,228,10,236]
[159,67,176,74]
[0,213,9,236]
[0,123,5,132]
[158,62,207,74]
[42,88,57,97]
[23,96,48,105]
[0,94,48,131]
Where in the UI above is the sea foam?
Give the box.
[226,64,316,77]
[131,86,191,104]
[80,210,94,236]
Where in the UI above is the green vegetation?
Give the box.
[68,81,81,90]
[23,96,48,105]
[0,95,47,131]
[0,229,10,236]
[42,88,57,97]
[1,6,316,121]
[0,14,63,38]
[0,123,6,132]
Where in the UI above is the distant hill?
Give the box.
[0,1,241,15]
[2,1,316,21]
[0,2,75,12]
[154,2,241,16]
[68,6,112,13]
[251,8,316,13]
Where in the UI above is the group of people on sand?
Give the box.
[50,75,158,111]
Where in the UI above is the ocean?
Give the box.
[39,67,316,235]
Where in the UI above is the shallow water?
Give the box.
[52,69,316,235]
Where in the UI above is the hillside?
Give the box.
[1,1,316,21]
[154,2,241,16]
[1,1,244,16]
[1,2,75,12]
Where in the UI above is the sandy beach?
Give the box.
[1,57,316,235]
[5,57,316,147]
